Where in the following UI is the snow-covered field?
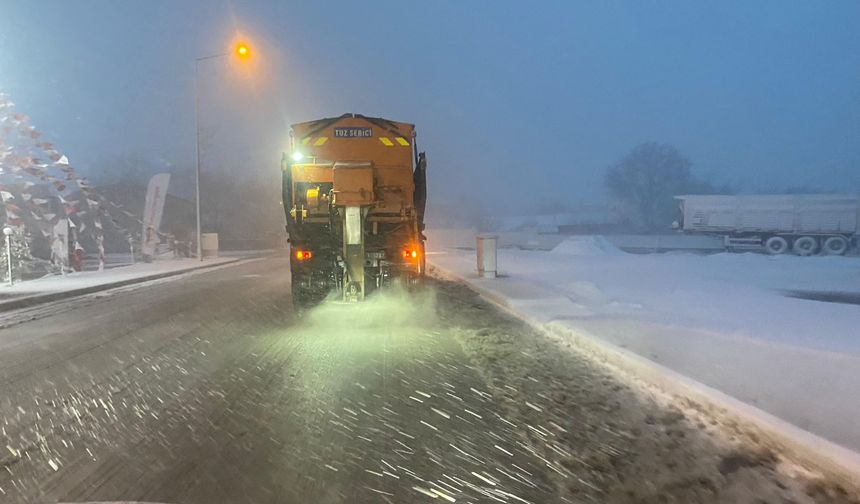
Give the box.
[427,231,860,454]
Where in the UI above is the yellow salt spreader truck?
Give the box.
[282,114,428,305]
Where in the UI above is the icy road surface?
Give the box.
[0,256,856,503]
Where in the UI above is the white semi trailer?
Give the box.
[674,194,859,255]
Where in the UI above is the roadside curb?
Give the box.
[428,260,860,492]
[0,258,245,313]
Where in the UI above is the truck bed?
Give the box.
[676,194,860,234]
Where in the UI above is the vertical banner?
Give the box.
[51,219,70,272]
[141,173,170,259]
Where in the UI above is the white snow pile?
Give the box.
[550,236,623,257]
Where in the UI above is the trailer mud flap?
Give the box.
[343,206,365,301]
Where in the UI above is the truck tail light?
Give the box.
[402,248,420,261]
[295,250,312,261]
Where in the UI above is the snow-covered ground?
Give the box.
[427,230,860,454]
[0,256,241,303]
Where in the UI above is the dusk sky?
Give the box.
[2,1,859,213]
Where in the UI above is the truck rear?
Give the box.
[282,114,427,305]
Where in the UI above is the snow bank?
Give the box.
[426,231,860,455]
[550,236,624,257]
[0,257,241,300]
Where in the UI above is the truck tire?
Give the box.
[291,280,311,308]
[792,236,818,256]
[291,273,327,309]
[822,236,849,256]
[764,236,789,255]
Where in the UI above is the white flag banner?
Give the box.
[141,173,170,258]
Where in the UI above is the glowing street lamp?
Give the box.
[193,40,254,260]
[235,42,251,60]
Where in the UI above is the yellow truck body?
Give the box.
[282,114,427,304]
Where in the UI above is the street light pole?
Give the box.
[194,58,203,261]
[194,53,225,262]
[193,43,251,261]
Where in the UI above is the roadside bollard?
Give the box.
[476,234,498,278]
[3,226,13,286]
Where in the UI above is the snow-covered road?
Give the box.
[427,232,860,456]
[0,255,856,503]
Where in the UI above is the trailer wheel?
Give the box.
[822,236,849,256]
[792,236,818,256]
[764,236,789,255]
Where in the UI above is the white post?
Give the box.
[476,234,498,278]
[129,237,135,265]
[98,238,105,272]
[3,227,13,287]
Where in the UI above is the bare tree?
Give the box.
[605,143,698,230]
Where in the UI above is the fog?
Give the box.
[2,1,859,231]
[4,5,860,499]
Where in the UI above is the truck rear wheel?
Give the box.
[822,236,849,256]
[291,280,313,308]
[764,236,789,255]
[290,270,332,309]
[792,236,818,256]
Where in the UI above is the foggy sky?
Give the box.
[2,1,859,214]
